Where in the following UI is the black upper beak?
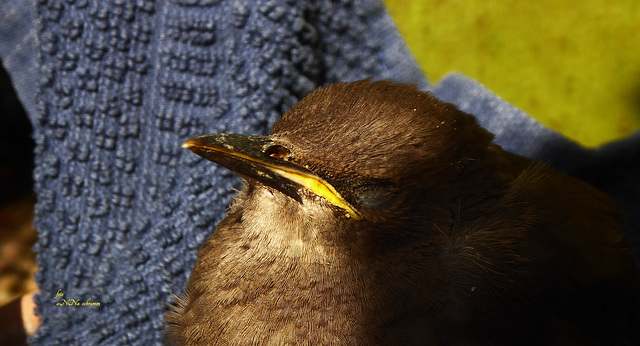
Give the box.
[182,134,362,220]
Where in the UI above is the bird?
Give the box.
[168,79,640,345]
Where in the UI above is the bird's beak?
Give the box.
[182,134,362,220]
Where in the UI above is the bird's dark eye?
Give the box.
[263,145,291,160]
[351,180,398,209]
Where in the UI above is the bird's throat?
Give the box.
[239,184,347,263]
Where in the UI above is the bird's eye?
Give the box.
[352,180,398,210]
[263,145,291,160]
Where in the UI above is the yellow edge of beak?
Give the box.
[273,168,362,221]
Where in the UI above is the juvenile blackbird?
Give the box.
[169,80,640,345]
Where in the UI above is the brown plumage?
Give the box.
[169,80,640,345]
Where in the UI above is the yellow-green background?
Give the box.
[382,0,640,147]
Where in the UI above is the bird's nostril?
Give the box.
[264,145,290,159]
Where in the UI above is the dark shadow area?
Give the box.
[0,65,34,206]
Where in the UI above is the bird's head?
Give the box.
[183,80,501,252]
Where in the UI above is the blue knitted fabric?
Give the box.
[0,0,638,344]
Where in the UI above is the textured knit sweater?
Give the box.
[0,0,638,344]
